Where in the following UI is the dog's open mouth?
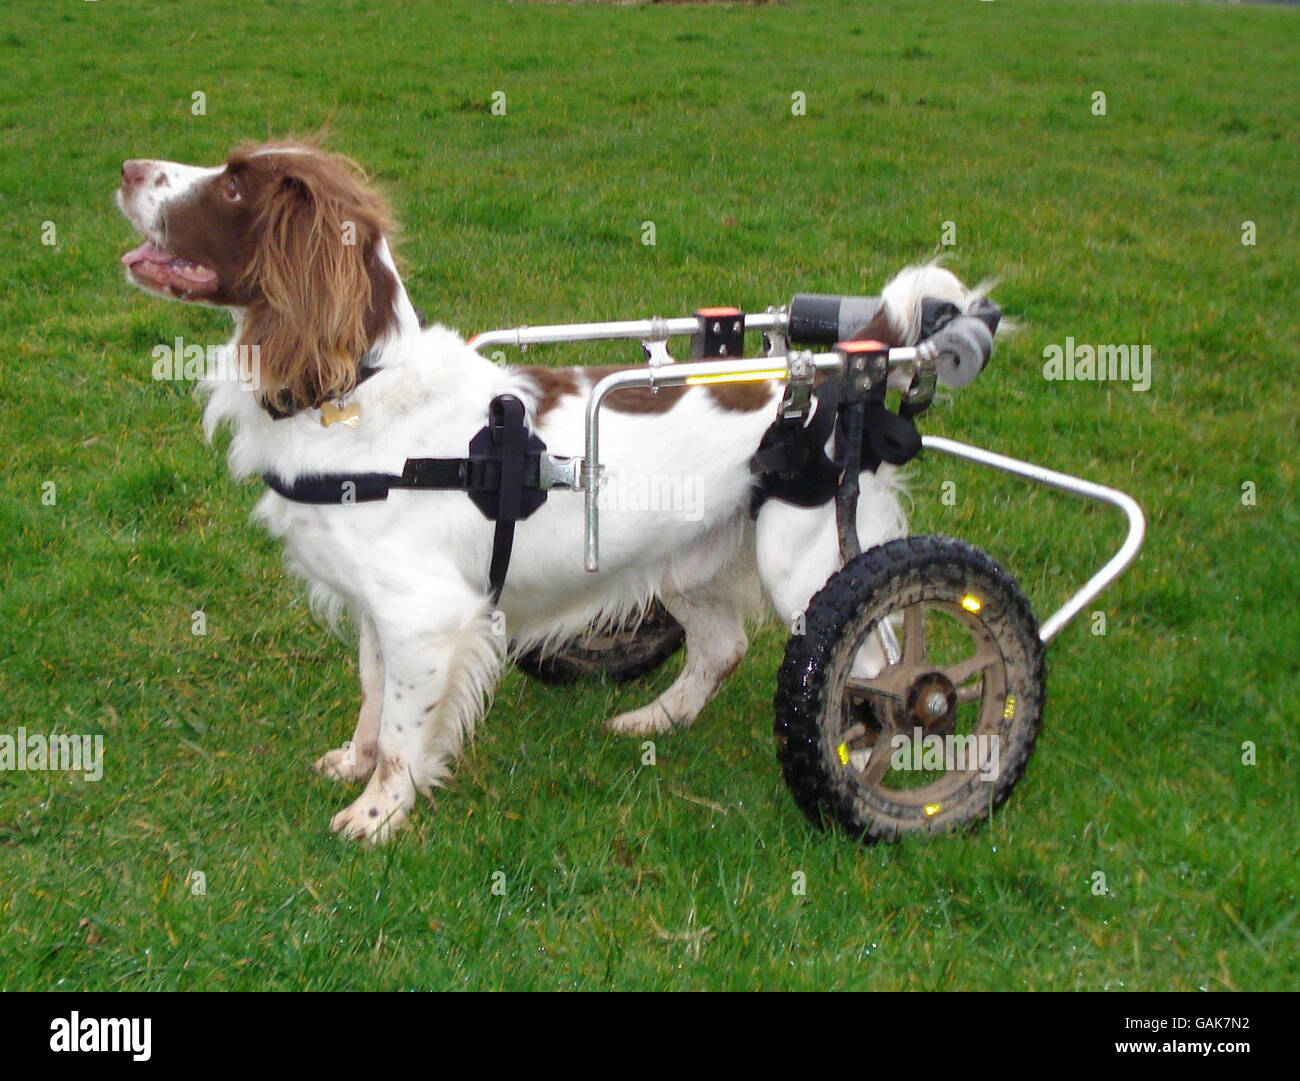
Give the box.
[121,241,218,301]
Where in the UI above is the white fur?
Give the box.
[122,155,987,842]
[116,160,223,247]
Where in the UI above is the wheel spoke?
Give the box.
[859,721,898,787]
[955,679,985,705]
[902,604,926,667]
[839,722,869,744]
[944,646,1000,687]
[844,674,905,703]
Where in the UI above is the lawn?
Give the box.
[0,0,1295,991]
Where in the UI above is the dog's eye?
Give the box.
[223,176,242,202]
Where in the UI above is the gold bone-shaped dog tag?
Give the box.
[320,401,362,429]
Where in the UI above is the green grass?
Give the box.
[1,0,1296,991]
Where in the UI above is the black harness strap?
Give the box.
[263,393,547,603]
[263,470,396,504]
[750,380,843,510]
[485,395,527,604]
[750,367,925,513]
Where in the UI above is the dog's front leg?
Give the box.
[330,599,502,844]
[313,613,383,784]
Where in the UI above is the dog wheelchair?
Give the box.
[468,290,1146,842]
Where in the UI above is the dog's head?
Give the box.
[117,141,399,410]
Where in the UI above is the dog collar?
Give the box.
[259,362,383,423]
[258,307,428,422]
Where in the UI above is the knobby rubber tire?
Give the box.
[514,602,686,685]
[774,535,1046,843]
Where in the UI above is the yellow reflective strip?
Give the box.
[683,369,787,386]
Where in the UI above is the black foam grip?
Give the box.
[788,293,883,344]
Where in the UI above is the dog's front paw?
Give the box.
[330,795,410,844]
[329,760,416,844]
[313,742,376,784]
[606,702,681,736]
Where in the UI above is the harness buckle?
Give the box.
[538,454,582,491]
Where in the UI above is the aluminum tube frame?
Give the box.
[582,357,796,572]
[504,337,1140,647]
[921,435,1146,644]
[470,312,788,353]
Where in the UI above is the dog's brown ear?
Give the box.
[239,153,397,412]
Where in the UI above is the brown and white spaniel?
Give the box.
[117,140,980,842]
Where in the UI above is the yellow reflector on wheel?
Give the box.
[960,595,982,613]
[837,742,849,766]
[924,803,942,817]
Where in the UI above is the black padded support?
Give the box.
[263,394,550,602]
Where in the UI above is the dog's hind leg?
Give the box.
[606,590,748,737]
[330,595,503,843]
[313,613,383,784]
[756,467,908,678]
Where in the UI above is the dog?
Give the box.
[117,140,984,842]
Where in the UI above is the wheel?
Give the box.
[514,601,686,685]
[774,535,1046,842]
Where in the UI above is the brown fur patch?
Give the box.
[522,365,778,421]
[525,367,582,424]
[233,144,399,411]
[706,380,779,412]
[603,380,691,415]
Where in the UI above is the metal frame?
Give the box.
[920,436,1145,644]
[468,311,788,353]
[471,315,1145,643]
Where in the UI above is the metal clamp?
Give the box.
[641,339,676,368]
[902,355,938,413]
[781,349,816,421]
[762,305,788,360]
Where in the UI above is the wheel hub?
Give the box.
[905,672,958,736]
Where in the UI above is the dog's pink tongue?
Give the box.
[122,240,219,298]
[121,241,165,267]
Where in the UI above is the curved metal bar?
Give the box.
[583,368,660,571]
[582,358,793,571]
[921,436,1146,644]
